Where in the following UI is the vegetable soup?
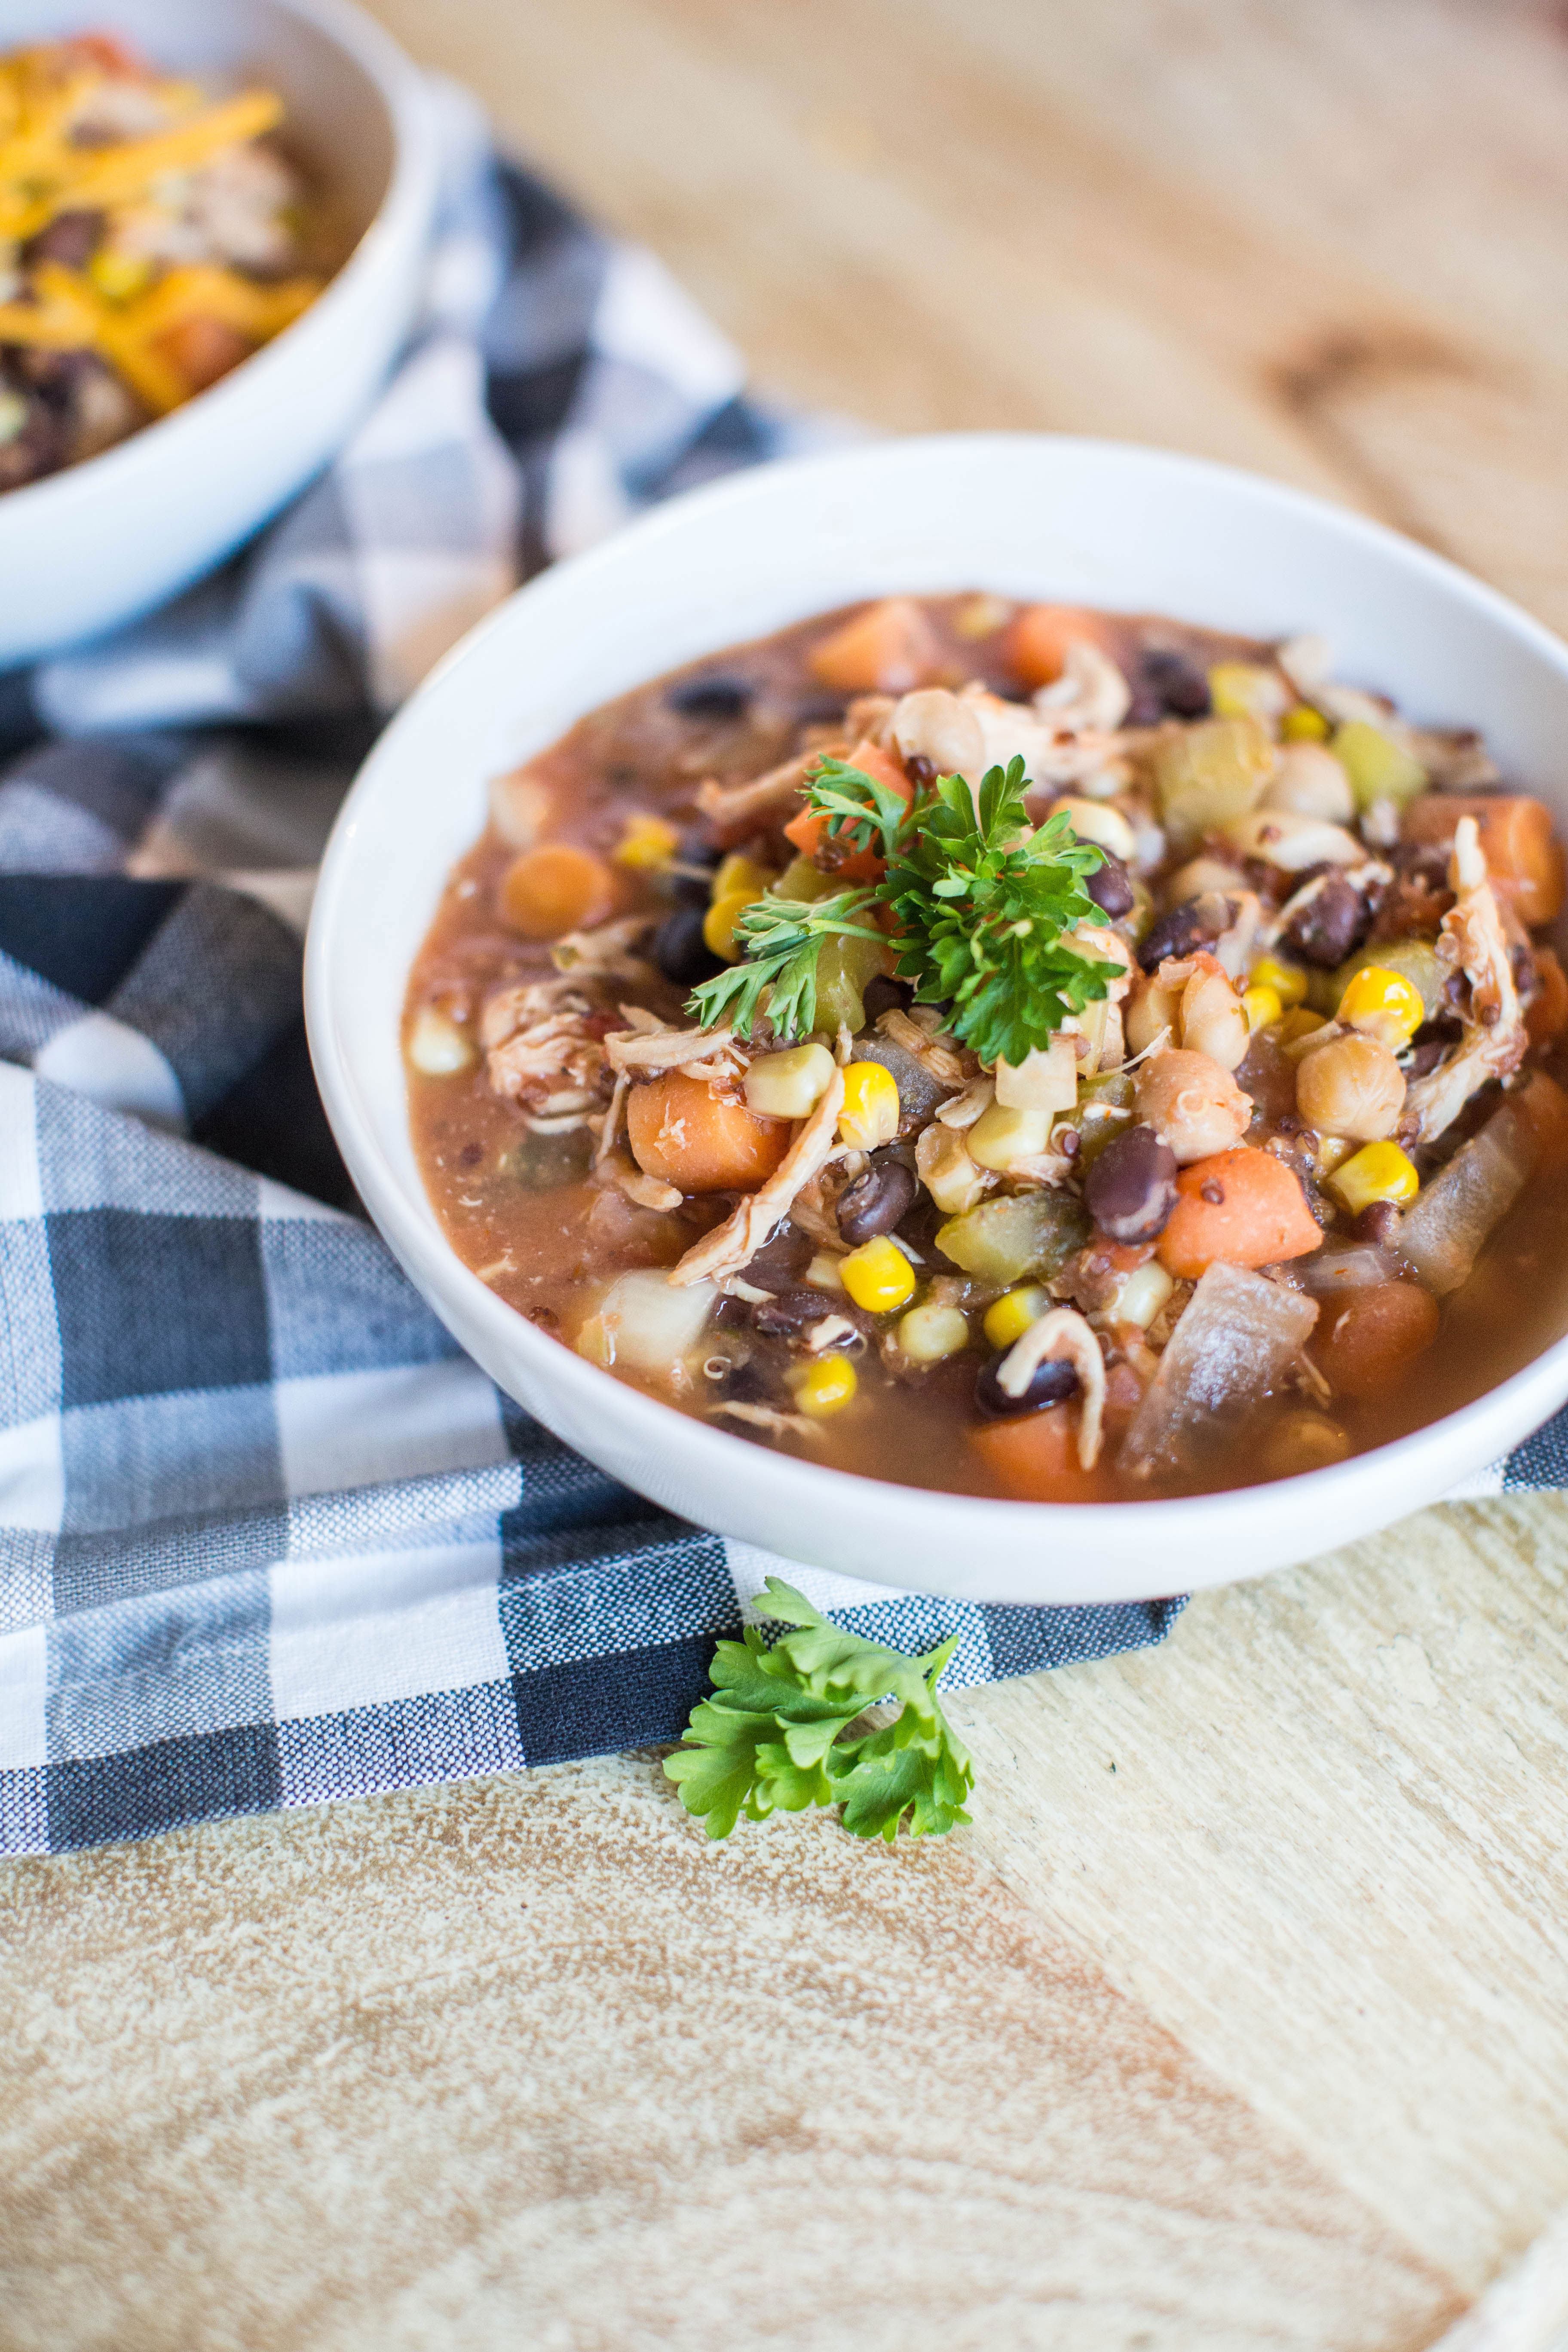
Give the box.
[404,591,1568,1502]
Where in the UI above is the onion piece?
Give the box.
[1120,1262,1319,1478]
[1397,1102,1535,1296]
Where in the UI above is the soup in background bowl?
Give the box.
[305,435,1568,1603]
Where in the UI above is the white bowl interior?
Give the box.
[307,435,1568,1603]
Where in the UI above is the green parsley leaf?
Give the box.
[877,756,1124,1068]
[664,1576,975,1842]
[802,753,910,860]
[684,889,884,1041]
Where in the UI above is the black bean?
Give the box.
[1083,1122,1179,1244]
[974,1352,1080,1421]
[652,903,723,987]
[667,674,751,721]
[1138,899,1220,972]
[717,1357,782,1404]
[1408,1040,1446,1078]
[836,1154,917,1245]
[904,754,938,790]
[1140,647,1210,718]
[1355,1202,1402,1247]
[21,209,104,271]
[861,973,914,1024]
[1085,850,1135,919]
[752,1287,871,1339]
[741,1223,815,1291]
[1281,871,1370,968]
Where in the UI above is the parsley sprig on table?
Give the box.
[664,1577,974,1842]
[686,754,1121,1067]
[686,888,885,1042]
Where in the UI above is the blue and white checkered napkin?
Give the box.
[0,79,1390,1862]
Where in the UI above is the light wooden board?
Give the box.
[7,2,1568,2344]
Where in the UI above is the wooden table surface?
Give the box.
[8,3,1568,2346]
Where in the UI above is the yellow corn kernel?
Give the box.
[1278,1006,1328,1045]
[897,1301,970,1363]
[838,1058,901,1149]
[1251,953,1308,1008]
[405,1006,475,1076]
[789,1354,858,1415]
[1328,1140,1420,1216]
[702,889,756,963]
[745,1042,836,1119]
[983,1284,1048,1352]
[612,811,680,871]
[1241,983,1283,1034]
[1281,703,1330,742]
[713,852,773,902]
[1338,964,1424,1051]
[839,1234,917,1314]
[89,248,153,303]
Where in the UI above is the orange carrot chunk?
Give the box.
[1401,794,1566,926]
[1526,948,1568,1048]
[808,598,940,695]
[1311,1281,1439,1400]
[500,844,616,939]
[1005,603,1105,690]
[1158,1146,1323,1279]
[626,1073,790,1194]
[1509,1069,1568,1174]
[968,1404,1113,1502]
[783,737,913,879]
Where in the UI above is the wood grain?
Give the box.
[8,1,1568,2343]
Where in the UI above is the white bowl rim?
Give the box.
[306,429,1568,1597]
[0,0,437,529]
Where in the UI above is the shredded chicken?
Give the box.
[550,913,658,979]
[695,749,828,843]
[876,1008,968,1088]
[598,1149,681,1213]
[958,682,1129,793]
[1032,639,1133,735]
[803,1314,861,1354]
[995,1306,1107,1470]
[482,980,612,1113]
[605,1023,738,1075]
[934,1077,995,1129]
[594,1071,630,1167]
[710,1401,822,1440]
[1402,816,1526,1144]
[668,1069,848,1287]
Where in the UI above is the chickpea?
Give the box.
[1178,964,1250,1071]
[1295,1033,1405,1143]
[1134,1048,1253,1165]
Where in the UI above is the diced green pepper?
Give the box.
[936,1191,1090,1287]
[812,929,888,1036]
[1330,720,1426,813]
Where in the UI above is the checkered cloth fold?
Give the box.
[1,82,1236,1858]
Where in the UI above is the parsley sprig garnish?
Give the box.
[664,1577,974,1842]
[686,753,1121,1068]
[686,888,885,1041]
[881,757,1122,1069]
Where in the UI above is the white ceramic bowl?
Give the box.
[0,0,437,665]
[306,434,1568,1605]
